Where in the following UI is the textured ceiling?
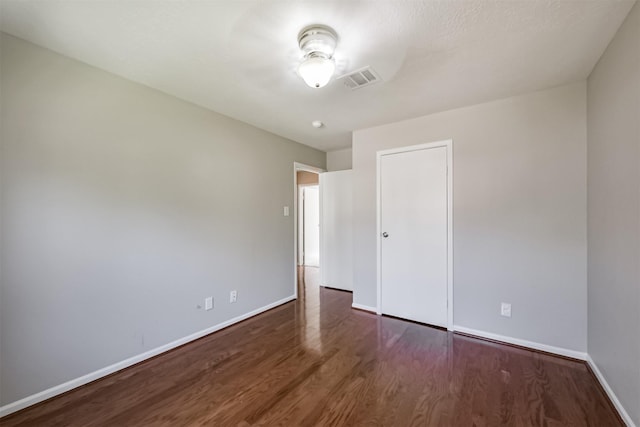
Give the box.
[0,0,635,151]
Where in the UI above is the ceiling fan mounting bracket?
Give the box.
[297,25,338,59]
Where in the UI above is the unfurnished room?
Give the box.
[0,1,638,426]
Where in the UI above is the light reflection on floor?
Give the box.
[297,266,322,353]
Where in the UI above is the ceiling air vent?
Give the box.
[337,66,381,90]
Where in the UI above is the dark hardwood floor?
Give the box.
[1,267,622,426]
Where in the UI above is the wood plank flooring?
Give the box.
[1,267,622,426]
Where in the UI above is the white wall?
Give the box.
[326,148,352,171]
[0,33,325,407]
[353,83,587,353]
[587,2,639,425]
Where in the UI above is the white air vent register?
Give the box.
[337,66,382,90]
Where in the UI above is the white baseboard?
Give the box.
[0,295,296,418]
[453,325,588,361]
[351,302,377,313]
[586,355,636,427]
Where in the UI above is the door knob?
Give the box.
[382,232,389,238]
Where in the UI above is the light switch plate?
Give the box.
[501,302,511,318]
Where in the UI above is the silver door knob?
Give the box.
[382,232,389,238]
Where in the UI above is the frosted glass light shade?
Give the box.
[298,56,336,88]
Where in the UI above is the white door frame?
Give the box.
[376,140,453,330]
[293,162,324,299]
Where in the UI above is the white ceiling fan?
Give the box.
[222,1,408,93]
[296,24,338,89]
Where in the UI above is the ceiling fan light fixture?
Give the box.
[298,55,336,88]
[297,25,338,89]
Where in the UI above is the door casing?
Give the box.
[293,162,324,299]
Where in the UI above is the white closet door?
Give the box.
[380,147,448,327]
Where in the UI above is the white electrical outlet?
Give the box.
[205,297,213,311]
[501,302,512,318]
[230,290,237,303]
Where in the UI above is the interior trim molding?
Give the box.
[0,295,296,418]
[586,355,636,427]
[351,303,377,313]
[453,325,588,361]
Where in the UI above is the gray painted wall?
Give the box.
[587,2,640,425]
[0,33,325,405]
[326,148,352,171]
[352,83,588,352]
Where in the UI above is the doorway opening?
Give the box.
[293,163,324,299]
[298,183,319,268]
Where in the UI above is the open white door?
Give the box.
[378,141,452,328]
[320,170,353,291]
